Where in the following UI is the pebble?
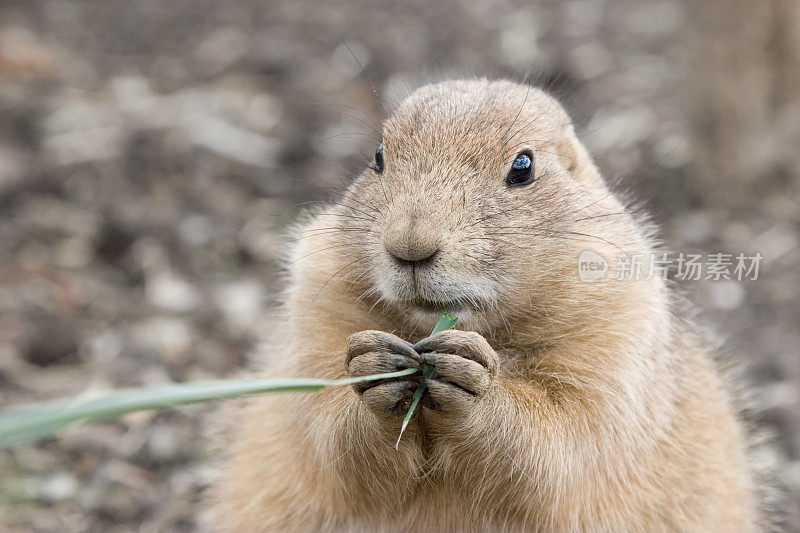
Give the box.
[146,273,201,313]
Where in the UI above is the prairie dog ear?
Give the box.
[557,126,603,188]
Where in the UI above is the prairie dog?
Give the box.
[214,79,762,531]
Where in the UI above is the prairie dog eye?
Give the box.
[506,150,535,187]
[372,143,384,173]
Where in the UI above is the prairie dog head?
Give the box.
[336,79,653,334]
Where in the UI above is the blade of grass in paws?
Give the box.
[0,368,418,448]
[395,312,457,449]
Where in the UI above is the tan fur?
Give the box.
[212,79,762,531]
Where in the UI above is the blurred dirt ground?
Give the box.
[0,1,797,531]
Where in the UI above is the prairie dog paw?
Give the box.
[413,330,499,414]
[346,330,420,417]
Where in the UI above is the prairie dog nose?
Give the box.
[384,218,440,264]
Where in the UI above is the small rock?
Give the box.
[0,143,24,192]
[213,279,265,332]
[672,210,714,245]
[707,279,745,310]
[499,8,542,68]
[24,319,80,366]
[186,112,281,168]
[34,472,78,502]
[146,273,201,313]
[178,214,215,247]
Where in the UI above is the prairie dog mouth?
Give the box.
[409,295,460,311]
[377,269,496,315]
[406,294,489,312]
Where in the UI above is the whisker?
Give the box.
[306,101,379,122]
[485,229,628,254]
[571,211,628,223]
[277,227,375,245]
[309,254,370,308]
[499,84,532,154]
[280,243,360,270]
[570,191,617,216]
[315,211,375,223]
[342,40,384,114]
[337,191,382,218]
[335,111,383,137]
[319,131,377,144]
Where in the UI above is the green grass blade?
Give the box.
[1,314,459,449]
[431,311,457,335]
[395,312,458,448]
[0,368,417,448]
[395,382,426,449]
